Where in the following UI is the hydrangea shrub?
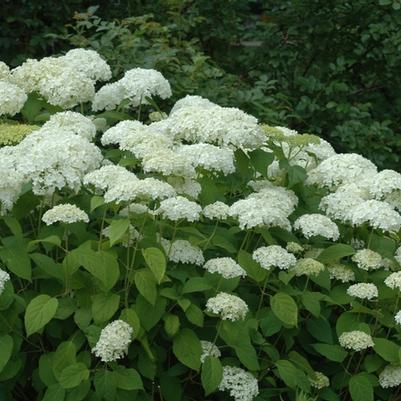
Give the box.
[0,49,401,401]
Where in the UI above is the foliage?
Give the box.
[1,50,401,401]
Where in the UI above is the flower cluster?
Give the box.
[200,341,221,363]
[218,366,259,401]
[206,292,249,321]
[339,331,374,351]
[347,283,378,300]
[92,320,133,363]
[203,257,246,279]
[351,249,382,271]
[252,245,296,271]
[42,204,89,225]
[293,213,339,240]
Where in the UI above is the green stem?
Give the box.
[257,272,270,318]
[203,221,219,250]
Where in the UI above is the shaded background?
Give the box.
[1,0,401,169]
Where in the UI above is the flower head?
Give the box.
[92,320,133,363]
[384,272,401,291]
[218,366,259,401]
[206,292,248,321]
[339,331,374,351]
[351,249,382,271]
[42,204,89,225]
[293,214,339,241]
[379,365,401,388]
[292,258,325,277]
[200,341,221,363]
[346,283,378,300]
[203,257,246,279]
[0,81,27,116]
[252,245,296,271]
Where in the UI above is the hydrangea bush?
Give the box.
[1,49,401,401]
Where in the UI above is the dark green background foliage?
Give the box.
[1,0,401,168]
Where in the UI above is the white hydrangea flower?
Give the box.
[327,264,355,283]
[0,81,27,116]
[161,238,204,265]
[200,340,221,363]
[84,165,138,193]
[170,95,215,114]
[165,105,264,149]
[119,68,172,106]
[384,272,401,291]
[92,320,133,363]
[395,246,401,265]
[252,245,296,270]
[203,201,230,220]
[292,258,325,277]
[309,371,330,389]
[13,130,102,196]
[351,249,382,271]
[92,82,126,112]
[346,283,378,300]
[319,183,369,222]
[306,153,377,189]
[62,48,112,82]
[142,148,195,177]
[395,310,401,325]
[41,111,97,140]
[368,170,401,198]
[294,214,339,240]
[206,292,249,321]
[379,365,401,388]
[119,203,150,216]
[175,144,235,175]
[12,56,95,109]
[286,242,304,254]
[156,196,201,222]
[0,269,10,295]
[42,204,89,225]
[339,331,374,351]
[349,199,401,232]
[0,62,11,81]
[203,257,246,279]
[218,366,259,401]
[0,148,25,213]
[101,120,145,146]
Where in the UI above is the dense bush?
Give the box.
[2,49,401,401]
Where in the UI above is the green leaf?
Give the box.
[237,250,267,282]
[271,292,298,327]
[94,370,117,401]
[0,335,13,373]
[374,338,400,363]
[25,295,58,336]
[302,292,321,317]
[42,384,66,401]
[164,314,180,337]
[249,148,274,177]
[312,343,347,362]
[90,195,105,212]
[287,165,307,188]
[69,245,120,291]
[91,293,120,325]
[115,366,143,390]
[275,360,299,389]
[173,328,202,371]
[317,244,355,263]
[201,356,223,396]
[106,219,130,246]
[52,342,76,382]
[185,304,204,327]
[349,374,373,401]
[20,92,45,122]
[58,363,89,389]
[0,237,31,280]
[182,277,213,293]
[120,308,141,339]
[142,247,166,284]
[134,269,157,305]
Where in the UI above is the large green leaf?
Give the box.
[172,328,202,371]
[0,237,31,280]
[248,148,274,177]
[317,244,355,263]
[201,356,223,396]
[271,292,298,327]
[373,338,400,363]
[134,269,157,305]
[114,366,143,391]
[0,335,13,373]
[58,363,89,389]
[24,295,59,336]
[312,343,348,362]
[91,293,120,324]
[106,219,130,246]
[349,374,373,401]
[142,247,166,284]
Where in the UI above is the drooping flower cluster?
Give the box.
[161,239,205,266]
[203,257,246,279]
[206,292,249,321]
[339,331,374,351]
[218,366,259,401]
[200,341,221,363]
[42,204,89,225]
[0,269,10,295]
[379,365,401,388]
[92,320,133,363]
[252,245,296,271]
